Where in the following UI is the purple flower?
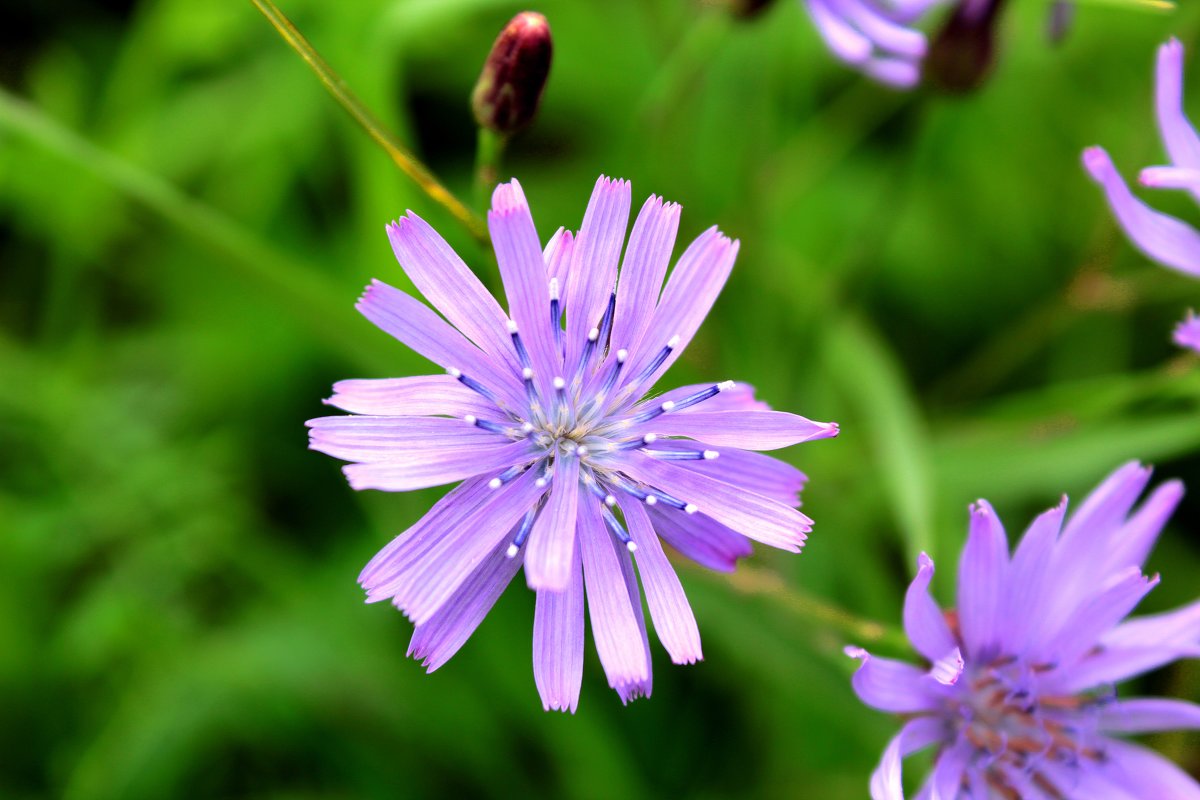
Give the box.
[308,176,838,711]
[800,0,948,88]
[847,462,1200,799]
[1083,39,1200,354]
[1177,310,1200,353]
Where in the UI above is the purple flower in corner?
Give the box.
[847,462,1200,798]
[308,176,838,711]
[1083,38,1200,354]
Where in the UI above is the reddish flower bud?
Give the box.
[471,12,553,136]
[925,0,1009,94]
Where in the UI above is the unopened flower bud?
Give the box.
[471,12,552,136]
[925,0,1009,94]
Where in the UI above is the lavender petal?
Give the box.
[610,195,680,359]
[342,440,536,493]
[524,455,582,591]
[648,506,754,572]
[635,410,839,450]
[533,546,585,713]
[1096,698,1200,734]
[845,647,949,713]
[902,553,956,663]
[325,375,500,418]
[956,499,1009,659]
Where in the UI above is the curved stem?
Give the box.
[251,0,489,244]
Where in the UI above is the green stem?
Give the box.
[473,128,508,211]
[251,0,489,245]
[0,88,392,372]
[685,561,912,654]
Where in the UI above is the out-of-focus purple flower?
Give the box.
[1084,39,1200,353]
[800,0,946,88]
[847,462,1200,799]
[1176,309,1200,353]
[308,176,838,711]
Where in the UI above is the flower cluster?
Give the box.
[848,462,1200,798]
[309,176,837,710]
[1084,38,1200,354]
[800,0,946,88]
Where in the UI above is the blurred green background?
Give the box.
[2,0,1199,797]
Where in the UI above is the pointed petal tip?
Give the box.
[917,551,935,572]
[1082,145,1113,179]
[490,178,529,215]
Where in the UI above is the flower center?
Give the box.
[952,655,1110,798]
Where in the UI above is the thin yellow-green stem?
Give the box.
[251,0,489,244]
[473,128,508,211]
[684,561,912,654]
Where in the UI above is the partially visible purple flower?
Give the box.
[801,0,945,88]
[1084,39,1200,353]
[847,462,1200,799]
[1177,309,1200,353]
[309,176,838,711]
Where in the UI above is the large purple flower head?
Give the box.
[308,176,838,711]
[847,462,1200,798]
[1083,38,1200,354]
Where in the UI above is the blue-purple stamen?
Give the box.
[488,463,527,490]
[506,319,533,370]
[549,278,563,354]
[646,488,697,513]
[505,505,540,558]
[464,415,514,436]
[671,380,735,412]
[595,292,616,352]
[615,433,658,450]
[594,348,628,399]
[644,448,719,461]
[447,367,500,404]
[600,504,637,552]
[631,399,676,424]
[582,471,618,507]
[629,334,680,387]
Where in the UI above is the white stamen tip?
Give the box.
[549,277,560,300]
[522,367,534,380]
[604,494,616,507]
[488,477,503,489]
[616,348,628,363]
[626,541,638,553]
[588,327,600,342]
[553,376,566,390]
[575,445,589,456]
[717,380,735,392]
[506,319,519,334]
[684,503,698,514]
[703,450,720,460]
[667,334,680,348]
[642,433,658,444]
[660,400,676,412]
[447,367,462,378]
[535,477,548,488]
[464,415,477,425]
[521,422,534,433]
[506,544,519,558]
[645,495,658,506]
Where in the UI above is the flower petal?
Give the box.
[1140,165,1200,192]
[1005,498,1065,655]
[578,499,650,691]
[619,452,811,551]
[307,415,508,463]
[389,467,547,625]
[1048,567,1159,668]
[613,534,654,705]
[1097,698,1200,734]
[647,440,807,507]
[805,0,873,64]
[1175,310,1200,353]
[489,180,561,400]
[622,497,702,665]
[956,499,1009,659]
[1103,478,1184,576]
[1155,38,1200,173]
[634,410,839,450]
[903,553,957,664]
[845,647,949,713]
[407,536,524,672]
[359,476,492,591]
[1103,597,1200,650]
[356,280,525,408]
[324,375,499,418]
[533,546,585,713]
[651,381,771,413]
[1057,644,1200,694]
[625,228,739,391]
[648,506,753,572]
[828,0,927,59]
[610,195,680,359]
[1058,461,1152,559]
[387,214,516,370]
[927,741,971,800]
[1094,738,1200,800]
[524,455,582,591]
[1081,147,1200,277]
[867,716,945,800]
[564,177,631,371]
[342,440,536,493]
